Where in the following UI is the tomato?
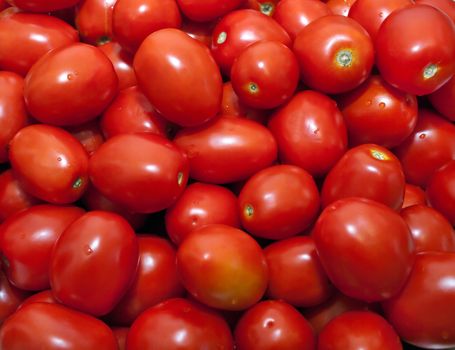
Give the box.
[293,15,374,94]
[112,327,128,350]
[415,0,455,22]
[18,290,58,310]
[89,133,189,213]
[0,271,28,325]
[9,124,89,204]
[0,303,118,349]
[245,0,281,16]
[66,120,105,156]
[234,300,316,350]
[402,183,427,209]
[75,0,116,45]
[211,9,291,75]
[318,311,403,350]
[134,28,222,127]
[375,4,455,95]
[127,298,234,349]
[50,211,139,316]
[112,0,181,54]
[382,252,455,349]
[238,165,320,240]
[6,0,80,12]
[177,224,268,310]
[264,236,333,307]
[268,91,347,177]
[165,182,240,245]
[0,72,28,163]
[393,109,455,187]
[24,43,118,126]
[336,75,418,148]
[181,19,214,47]
[231,40,299,109]
[326,0,356,16]
[177,0,243,22]
[428,76,455,121]
[313,197,415,302]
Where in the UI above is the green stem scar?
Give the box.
[336,49,353,67]
[177,172,184,186]
[260,3,274,16]
[244,204,254,218]
[72,177,83,189]
[423,63,438,79]
[217,32,227,45]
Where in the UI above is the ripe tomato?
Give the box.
[402,183,426,209]
[0,271,29,325]
[181,19,214,47]
[66,120,105,156]
[6,0,80,12]
[415,0,455,22]
[326,0,356,16]
[18,289,58,310]
[176,0,244,22]
[428,76,455,121]
[75,0,116,45]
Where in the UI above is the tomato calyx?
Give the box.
[216,32,227,45]
[244,204,254,218]
[177,172,184,186]
[96,35,111,46]
[422,63,439,80]
[259,2,275,16]
[72,177,83,189]
[246,82,260,95]
[335,49,353,68]
[370,149,390,161]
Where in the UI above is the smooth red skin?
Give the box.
[89,133,189,213]
[107,236,185,326]
[18,290,58,310]
[177,224,268,311]
[376,5,455,95]
[264,236,333,308]
[321,144,405,211]
[134,29,222,127]
[25,43,118,126]
[66,120,105,157]
[239,165,320,240]
[393,109,455,187]
[0,205,84,291]
[0,0,9,10]
[0,10,78,76]
[177,0,244,21]
[50,211,139,316]
[402,183,427,209]
[9,124,89,204]
[165,182,241,245]
[75,0,116,45]
[429,76,455,121]
[231,41,299,109]
[326,0,356,16]
[6,0,79,11]
[415,0,455,22]
[426,160,455,226]
[0,72,28,163]
[101,86,168,139]
[313,197,415,302]
[336,75,418,148]
[293,15,374,94]
[174,116,277,184]
[211,9,291,75]
[0,271,29,325]
[98,41,137,90]
[318,311,403,350]
[181,19,214,47]
[234,300,316,350]
[382,252,455,349]
[268,90,348,178]
[112,327,128,350]
[273,0,332,40]
[127,298,234,350]
[0,303,118,349]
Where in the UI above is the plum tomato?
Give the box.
[176,0,244,22]
[75,0,116,45]
[66,120,105,157]
[6,0,80,12]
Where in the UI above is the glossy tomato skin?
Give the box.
[174,117,277,184]
[181,19,214,47]
[127,298,234,350]
[177,224,268,310]
[326,0,356,16]
[9,124,89,204]
[264,236,333,307]
[0,204,84,291]
[66,120,105,156]
[18,289,58,310]
[268,91,348,177]
[382,252,455,349]
[50,211,139,316]
[0,302,118,349]
[0,10,78,76]
[293,15,374,94]
[75,0,116,45]
[177,0,244,21]
[375,4,455,95]
[6,0,80,12]
[25,43,118,126]
[336,75,418,148]
[313,197,415,302]
[234,300,316,350]
[402,183,426,209]
[134,28,222,127]
[415,0,455,22]
[238,165,320,240]
[89,133,189,213]
[0,271,29,325]
[428,76,455,121]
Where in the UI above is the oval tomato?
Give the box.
[6,0,80,12]
[18,290,58,310]
[177,0,244,22]
[66,120,105,156]
[75,0,116,45]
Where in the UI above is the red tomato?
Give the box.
[66,120,105,156]
[268,91,348,177]
[127,298,234,349]
[0,271,29,325]
[238,165,320,240]
[112,0,181,53]
[264,236,333,307]
[313,197,415,302]
[234,300,316,350]
[134,28,222,127]
[177,0,244,22]
[375,4,455,95]
[6,0,79,12]
[75,0,116,45]
[245,0,281,16]
[293,15,374,94]
[18,289,58,310]
[382,252,455,349]
[174,117,277,184]
[165,182,240,245]
[50,211,139,316]
[230,40,299,109]
[89,133,189,213]
[415,0,455,22]
[181,19,214,47]
[318,311,403,350]
[9,124,89,204]
[177,224,268,310]
[0,10,78,76]
[336,75,418,148]
[402,183,427,209]
[112,327,128,350]
[24,43,118,126]
[0,303,118,349]
[326,0,356,16]
[428,76,455,121]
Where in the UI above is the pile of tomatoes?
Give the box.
[0,0,454,348]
